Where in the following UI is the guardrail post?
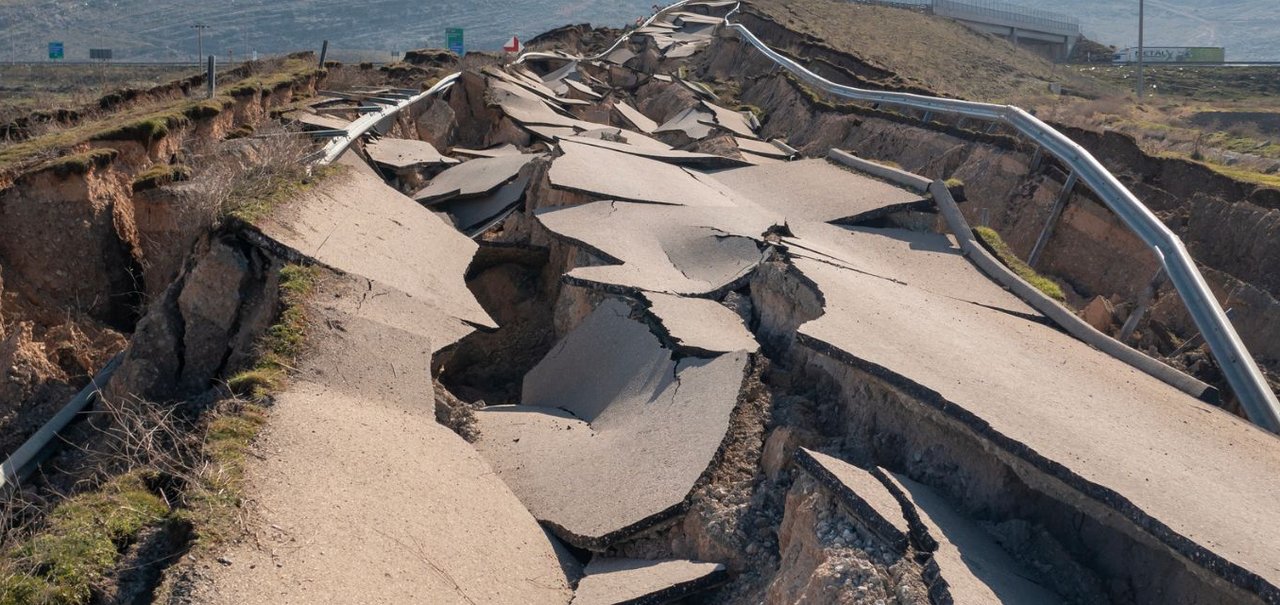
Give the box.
[1120,267,1169,343]
[1029,146,1045,172]
[206,55,215,99]
[1027,170,1076,268]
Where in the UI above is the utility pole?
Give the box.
[1136,0,1145,100]
[191,23,209,66]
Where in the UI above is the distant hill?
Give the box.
[0,0,1272,63]
[1017,0,1278,61]
[0,0,657,62]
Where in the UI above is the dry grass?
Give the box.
[1030,94,1280,186]
[178,121,330,226]
[0,64,200,125]
[745,0,1107,101]
[0,58,319,176]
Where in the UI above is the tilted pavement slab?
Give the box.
[794,448,912,557]
[413,152,541,204]
[197,271,575,604]
[253,158,494,329]
[548,139,737,207]
[473,299,751,550]
[614,100,660,134]
[704,158,929,224]
[641,291,759,355]
[559,135,749,169]
[571,558,728,605]
[790,249,1280,600]
[654,106,716,140]
[571,127,672,152]
[780,222,1039,319]
[534,199,777,296]
[878,470,1062,604]
[437,172,532,235]
[365,137,459,169]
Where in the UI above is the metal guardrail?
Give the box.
[722,3,1280,432]
[0,354,123,495]
[316,73,460,165]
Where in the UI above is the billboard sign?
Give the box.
[1114,46,1226,64]
[48,41,64,60]
[89,48,113,60]
[446,27,464,55]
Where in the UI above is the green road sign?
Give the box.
[446,28,464,55]
[48,41,64,60]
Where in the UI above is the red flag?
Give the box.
[503,36,523,54]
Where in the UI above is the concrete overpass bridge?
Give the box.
[932,0,1082,60]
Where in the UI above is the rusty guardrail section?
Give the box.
[723,3,1280,432]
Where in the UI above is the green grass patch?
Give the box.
[89,113,187,144]
[1198,161,1280,189]
[182,98,233,121]
[31,148,119,178]
[0,59,318,175]
[225,164,339,224]
[0,473,170,605]
[224,60,322,98]
[1157,151,1280,189]
[131,163,192,192]
[227,264,318,401]
[974,226,1066,302]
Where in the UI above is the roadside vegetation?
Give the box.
[0,262,319,605]
[1025,93,1280,188]
[0,113,329,602]
[973,226,1066,302]
[0,57,321,176]
[0,63,199,125]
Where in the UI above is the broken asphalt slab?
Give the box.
[571,558,728,605]
[197,254,571,603]
[790,250,1280,599]
[547,139,737,207]
[251,156,495,329]
[365,137,460,169]
[706,158,930,224]
[877,470,1062,604]
[641,291,759,355]
[535,199,776,296]
[794,448,911,557]
[413,152,541,204]
[473,299,751,550]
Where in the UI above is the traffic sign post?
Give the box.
[446,28,464,56]
[48,42,63,60]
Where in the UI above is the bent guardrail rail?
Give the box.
[317,73,461,165]
[1,354,123,496]
[723,3,1280,432]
